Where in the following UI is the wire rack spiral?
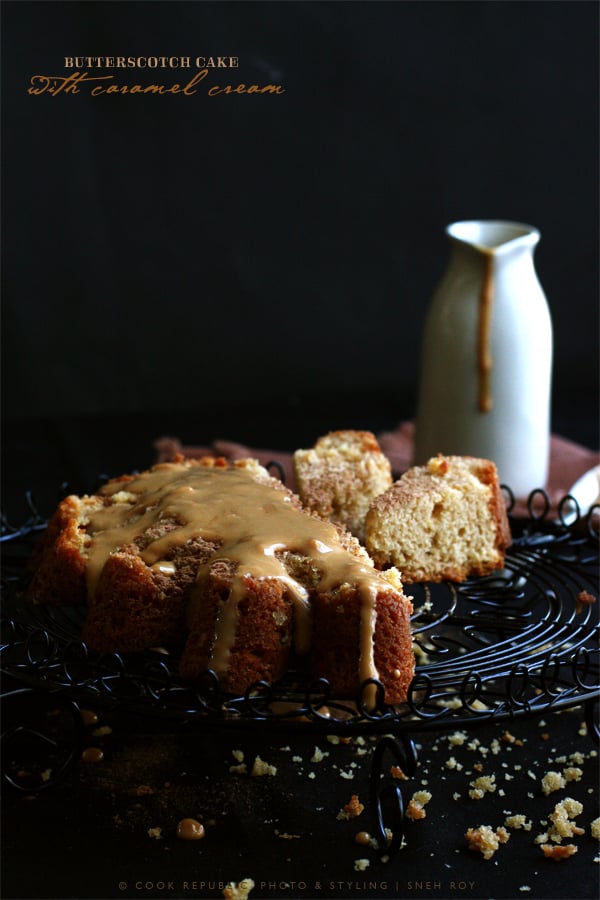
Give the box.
[1,487,599,739]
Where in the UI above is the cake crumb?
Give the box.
[465,825,510,859]
[505,814,532,831]
[540,843,578,860]
[406,790,432,820]
[427,455,449,475]
[311,746,328,763]
[546,798,584,842]
[541,771,566,796]
[147,827,162,840]
[470,700,489,711]
[469,774,496,799]
[437,696,462,710]
[502,730,517,744]
[354,858,370,872]
[575,590,596,614]
[591,817,600,840]
[250,757,277,777]
[128,784,154,797]
[223,878,255,900]
[337,795,365,821]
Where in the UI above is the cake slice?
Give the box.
[293,430,392,542]
[365,454,511,583]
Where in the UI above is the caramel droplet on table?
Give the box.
[81,746,104,763]
[176,818,206,841]
[355,831,373,846]
[79,708,99,727]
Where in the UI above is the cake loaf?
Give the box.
[365,454,511,583]
[26,457,415,704]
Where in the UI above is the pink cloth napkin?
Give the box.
[154,423,599,518]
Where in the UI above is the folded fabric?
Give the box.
[154,423,599,519]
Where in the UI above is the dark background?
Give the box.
[1,0,598,453]
[1,9,599,900]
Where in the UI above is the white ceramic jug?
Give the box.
[414,220,553,498]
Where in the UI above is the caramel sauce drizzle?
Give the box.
[477,253,495,413]
[85,462,384,689]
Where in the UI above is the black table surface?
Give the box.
[1,408,599,900]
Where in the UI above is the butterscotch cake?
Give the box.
[27,457,414,703]
[293,431,392,542]
[365,454,511,583]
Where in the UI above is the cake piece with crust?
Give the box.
[365,454,511,583]
[293,430,392,542]
[26,456,415,703]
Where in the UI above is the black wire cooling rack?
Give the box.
[1,486,599,855]
[1,487,598,738]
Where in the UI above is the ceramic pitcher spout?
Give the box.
[447,219,540,254]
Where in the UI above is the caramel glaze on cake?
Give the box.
[26,458,414,704]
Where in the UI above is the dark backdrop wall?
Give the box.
[2,0,598,447]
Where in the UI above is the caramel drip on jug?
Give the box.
[478,253,495,413]
[85,462,388,694]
